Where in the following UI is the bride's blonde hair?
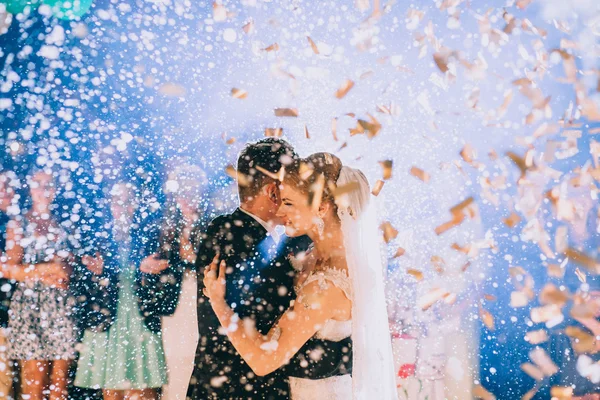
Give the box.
[283,152,343,213]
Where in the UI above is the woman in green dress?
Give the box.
[71,182,174,400]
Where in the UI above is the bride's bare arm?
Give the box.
[204,257,338,376]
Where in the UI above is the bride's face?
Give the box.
[276,183,317,238]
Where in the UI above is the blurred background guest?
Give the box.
[0,171,19,399]
[140,162,209,399]
[4,170,75,400]
[72,178,177,400]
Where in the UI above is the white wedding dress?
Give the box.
[288,263,353,400]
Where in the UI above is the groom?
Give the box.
[187,138,352,399]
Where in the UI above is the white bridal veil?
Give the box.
[335,166,398,400]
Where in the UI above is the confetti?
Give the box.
[242,20,255,35]
[480,307,495,330]
[231,88,248,99]
[521,363,544,380]
[394,247,406,258]
[529,347,559,376]
[335,79,355,99]
[371,179,385,196]
[263,43,280,52]
[264,128,283,137]
[525,329,549,345]
[379,160,393,180]
[332,118,338,141]
[157,83,186,97]
[225,165,250,187]
[406,268,423,281]
[307,36,319,54]
[473,384,496,400]
[274,108,299,117]
[566,248,600,273]
[418,287,450,311]
[380,221,398,243]
[409,167,430,182]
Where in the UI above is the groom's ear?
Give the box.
[264,182,280,205]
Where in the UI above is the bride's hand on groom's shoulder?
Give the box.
[203,254,226,301]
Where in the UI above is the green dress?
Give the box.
[74,249,167,390]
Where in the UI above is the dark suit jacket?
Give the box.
[187,208,351,400]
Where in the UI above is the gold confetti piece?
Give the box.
[332,181,360,198]
[503,212,521,228]
[433,47,460,73]
[521,363,545,381]
[158,83,186,97]
[406,268,423,281]
[566,248,600,274]
[255,165,284,182]
[552,49,578,83]
[263,43,279,52]
[418,287,450,311]
[461,261,471,272]
[570,301,596,319]
[335,79,355,99]
[522,387,538,400]
[484,294,496,302]
[435,214,465,236]
[380,221,398,243]
[213,2,227,22]
[550,387,573,400]
[357,114,382,138]
[539,283,569,306]
[231,88,248,99]
[307,36,319,54]
[547,264,565,278]
[225,165,250,187]
[575,268,587,283]
[331,118,338,141]
[264,128,283,137]
[480,307,495,330]
[533,122,560,138]
[409,167,430,182]
[531,304,563,323]
[511,291,530,308]
[371,180,384,196]
[460,144,477,164]
[431,255,445,274]
[379,160,393,180]
[473,384,496,400]
[242,20,254,34]
[565,326,597,354]
[555,226,568,254]
[525,329,549,345]
[450,196,475,216]
[506,151,528,178]
[304,125,310,139]
[530,347,559,376]
[310,174,325,212]
[274,108,299,117]
[359,70,374,80]
[516,0,533,9]
[394,247,406,258]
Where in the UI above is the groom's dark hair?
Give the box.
[236,138,298,203]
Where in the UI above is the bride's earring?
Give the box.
[315,217,324,238]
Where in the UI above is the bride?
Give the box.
[203,152,397,400]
